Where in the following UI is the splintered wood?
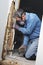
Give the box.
[0,60,20,65]
[2,1,16,59]
[0,60,16,65]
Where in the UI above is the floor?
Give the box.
[4,54,35,65]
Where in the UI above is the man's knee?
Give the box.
[25,52,30,59]
[25,53,36,60]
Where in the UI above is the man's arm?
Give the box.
[17,17,38,35]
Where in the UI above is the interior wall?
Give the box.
[0,0,13,60]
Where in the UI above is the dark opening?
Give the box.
[19,0,43,20]
[13,22,24,51]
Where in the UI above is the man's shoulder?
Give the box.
[30,13,38,18]
[26,12,38,17]
[26,12,41,22]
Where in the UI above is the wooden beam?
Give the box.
[2,0,16,60]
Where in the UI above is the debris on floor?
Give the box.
[0,55,35,65]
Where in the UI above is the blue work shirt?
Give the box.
[17,12,41,46]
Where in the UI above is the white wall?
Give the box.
[0,0,11,60]
[15,0,20,10]
[35,16,43,65]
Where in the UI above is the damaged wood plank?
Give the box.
[2,0,16,60]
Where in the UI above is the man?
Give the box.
[13,9,41,60]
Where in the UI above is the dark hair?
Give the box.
[13,9,25,18]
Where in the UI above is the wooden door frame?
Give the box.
[2,0,20,60]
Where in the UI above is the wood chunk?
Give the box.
[0,60,20,65]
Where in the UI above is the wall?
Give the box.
[0,0,12,60]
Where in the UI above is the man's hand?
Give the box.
[13,24,19,30]
[19,45,27,53]
[18,45,27,56]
